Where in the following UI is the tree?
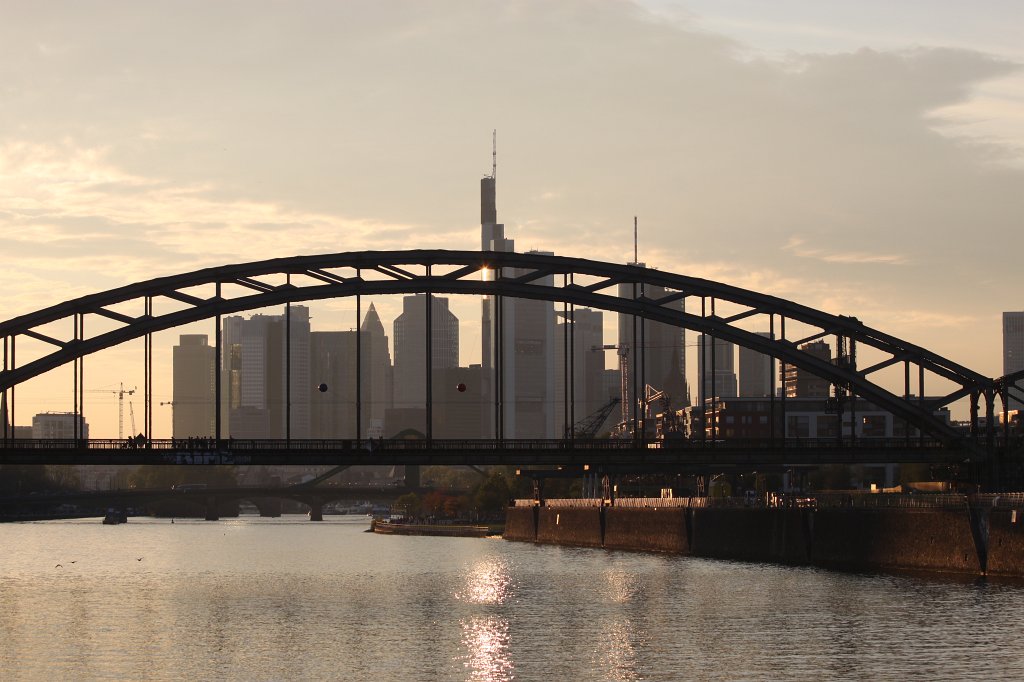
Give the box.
[473,472,511,515]
[394,492,421,518]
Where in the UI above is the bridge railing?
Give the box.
[0,436,954,451]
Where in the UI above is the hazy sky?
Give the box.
[1,1,1021,434]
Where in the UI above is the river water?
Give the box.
[2,516,1023,681]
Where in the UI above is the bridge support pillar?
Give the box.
[308,501,323,522]
[204,496,219,522]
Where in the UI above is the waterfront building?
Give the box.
[738,332,774,398]
[172,334,216,438]
[1005,311,1024,411]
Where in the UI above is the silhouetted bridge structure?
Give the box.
[0,436,978,469]
[2,250,1021,486]
[0,482,440,522]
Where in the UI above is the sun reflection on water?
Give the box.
[456,559,514,605]
[459,615,514,682]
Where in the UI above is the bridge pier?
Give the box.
[308,501,323,522]
[204,496,219,521]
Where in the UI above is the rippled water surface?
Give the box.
[2,516,1024,681]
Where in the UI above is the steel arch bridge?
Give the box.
[1,249,1021,456]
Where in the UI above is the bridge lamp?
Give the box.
[481,267,494,282]
[456,383,467,393]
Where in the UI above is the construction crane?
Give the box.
[565,397,621,439]
[643,384,682,437]
[592,343,632,429]
[85,383,137,439]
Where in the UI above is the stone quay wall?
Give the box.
[504,496,1024,577]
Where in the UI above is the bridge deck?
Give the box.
[0,437,972,467]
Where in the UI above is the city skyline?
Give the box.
[1,1,1021,436]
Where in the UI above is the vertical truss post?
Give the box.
[1002,387,1010,455]
[426,266,433,446]
[918,364,925,448]
[904,361,911,448]
[700,298,706,446]
[639,279,646,443]
[983,391,991,454]
[780,317,786,443]
[215,282,222,446]
[496,270,504,441]
[710,297,716,445]
[969,391,979,441]
[631,282,638,445]
[769,314,776,447]
[356,278,362,442]
[144,296,152,444]
[3,335,7,444]
[565,274,573,438]
[10,335,14,441]
[569,273,575,444]
[73,315,79,444]
[834,333,844,446]
[78,315,84,444]
[849,338,857,447]
[286,277,291,448]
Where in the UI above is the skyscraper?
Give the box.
[738,332,774,398]
[360,303,393,438]
[172,334,215,438]
[555,308,609,435]
[782,340,832,398]
[617,272,688,430]
[393,294,459,408]
[221,306,311,438]
[479,150,557,438]
[697,334,737,405]
[309,330,358,439]
[1005,311,1024,411]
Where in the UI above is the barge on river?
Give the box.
[370,519,490,538]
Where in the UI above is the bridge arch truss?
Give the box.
[1,250,1018,448]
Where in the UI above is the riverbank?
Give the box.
[505,494,1024,577]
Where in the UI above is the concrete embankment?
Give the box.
[505,495,1024,578]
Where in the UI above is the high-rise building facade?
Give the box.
[479,166,557,438]
[554,308,608,436]
[172,334,215,437]
[360,303,393,438]
[393,294,459,407]
[309,330,358,439]
[782,340,832,398]
[1005,311,1024,411]
[697,334,737,405]
[221,306,311,438]
[617,272,688,431]
[738,332,774,398]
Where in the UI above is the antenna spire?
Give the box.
[491,129,497,180]
[634,216,638,264]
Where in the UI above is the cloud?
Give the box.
[782,236,908,265]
